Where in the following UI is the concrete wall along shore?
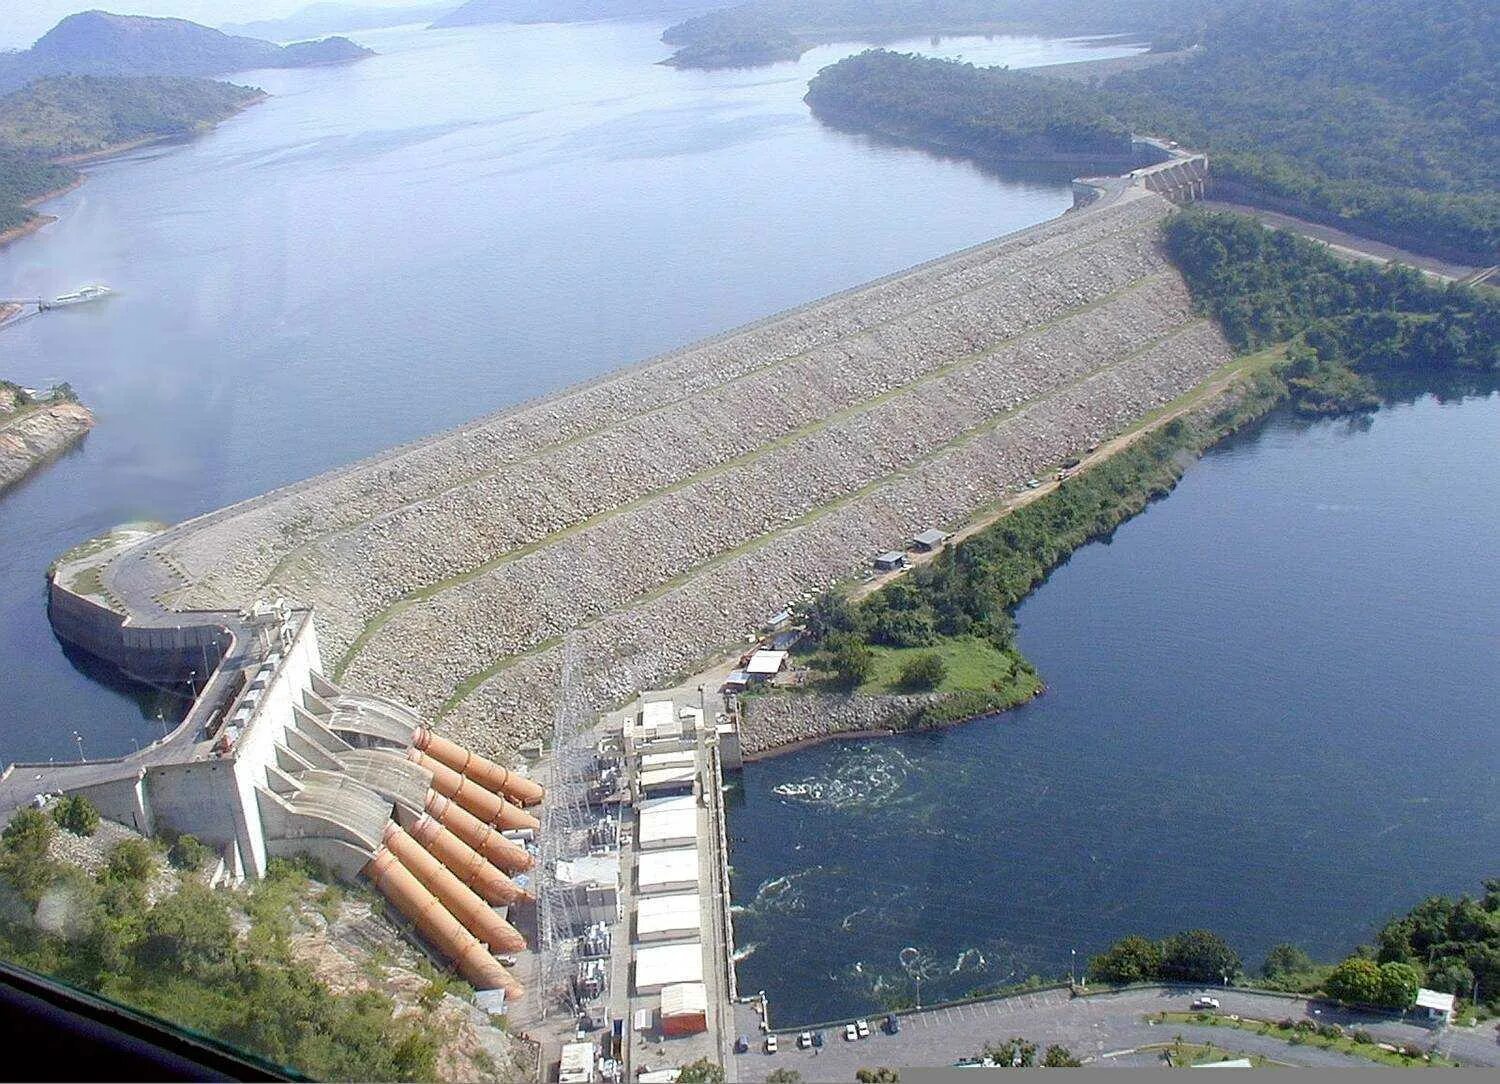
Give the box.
[114,191,1235,760]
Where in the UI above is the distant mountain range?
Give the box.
[431,0,731,29]
[223,3,460,42]
[0,11,374,94]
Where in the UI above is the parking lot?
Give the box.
[731,985,1500,1079]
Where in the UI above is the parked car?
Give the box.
[884,1014,900,1035]
[797,1032,813,1049]
[1192,996,1221,1011]
[844,1023,858,1042]
[735,1035,749,1054]
[812,1031,825,1048]
[764,1034,778,1054]
[1026,478,1041,488]
[856,1018,870,1039]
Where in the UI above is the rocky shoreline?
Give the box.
[739,691,947,757]
[0,397,96,493]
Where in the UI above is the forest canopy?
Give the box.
[806,50,1132,161]
[0,75,262,236]
[687,0,1498,262]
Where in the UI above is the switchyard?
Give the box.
[530,684,743,1083]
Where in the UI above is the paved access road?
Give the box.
[732,985,1500,1080]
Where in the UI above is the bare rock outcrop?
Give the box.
[0,395,94,493]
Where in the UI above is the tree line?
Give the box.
[0,74,262,236]
[805,50,1133,161]
[1091,878,1499,1012]
[1165,210,1498,412]
[767,0,1498,263]
[0,803,441,1080]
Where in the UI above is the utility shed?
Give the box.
[660,982,709,1036]
[559,1041,595,1084]
[745,650,788,678]
[637,847,699,894]
[637,794,699,849]
[634,941,703,994]
[1416,988,1456,1022]
[635,892,701,942]
[874,551,907,572]
[911,528,950,551]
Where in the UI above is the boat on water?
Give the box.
[40,285,113,310]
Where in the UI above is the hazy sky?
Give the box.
[0,1,421,49]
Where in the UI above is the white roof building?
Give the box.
[634,941,704,993]
[556,853,619,888]
[637,794,699,849]
[635,892,701,942]
[623,698,698,754]
[637,847,699,894]
[1416,987,1456,1019]
[745,649,788,676]
[640,749,696,770]
[559,1041,595,1084]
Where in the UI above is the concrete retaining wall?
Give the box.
[47,579,230,684]
[739,691,943,755]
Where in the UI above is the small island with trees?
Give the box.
[805,50,1135,165]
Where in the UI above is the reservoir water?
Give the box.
[0,21,1136,761]
[3,19,1494,1023]
[728,385,1500,1025]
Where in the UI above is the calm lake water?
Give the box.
[728,386,1500,1026]
[0,22,1137,761]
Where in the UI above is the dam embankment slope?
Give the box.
[95,188,1234,757]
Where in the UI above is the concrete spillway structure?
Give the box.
[14,579,544,992]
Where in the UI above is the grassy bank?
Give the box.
[1155,1012,1458,1068]
[785,358,1287,727]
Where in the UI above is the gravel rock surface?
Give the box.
[126,193,1235,758]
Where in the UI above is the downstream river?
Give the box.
[0,22,1136,762]
[728,385,1500,1025]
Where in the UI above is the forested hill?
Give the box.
[0,75,263,235]
[806,51,1132,163]
[0,76,263,159]
[0,12,373,94]
[1106,0,1498,264]
[661,0,1203,67]
[777,0,1497,264]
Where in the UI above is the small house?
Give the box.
[745,649,788,681]
[1415,987,1456,1024]
[910,528,949,552]
[873,551,907,572]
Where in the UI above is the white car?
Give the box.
[856,1019,870,1039]
[844,1023,858,1042]
[764,1034,778,1054]
[1192,996,1221,1011]
[797,1032,813,1049]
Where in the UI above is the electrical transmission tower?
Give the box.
[535,631,600,1021]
